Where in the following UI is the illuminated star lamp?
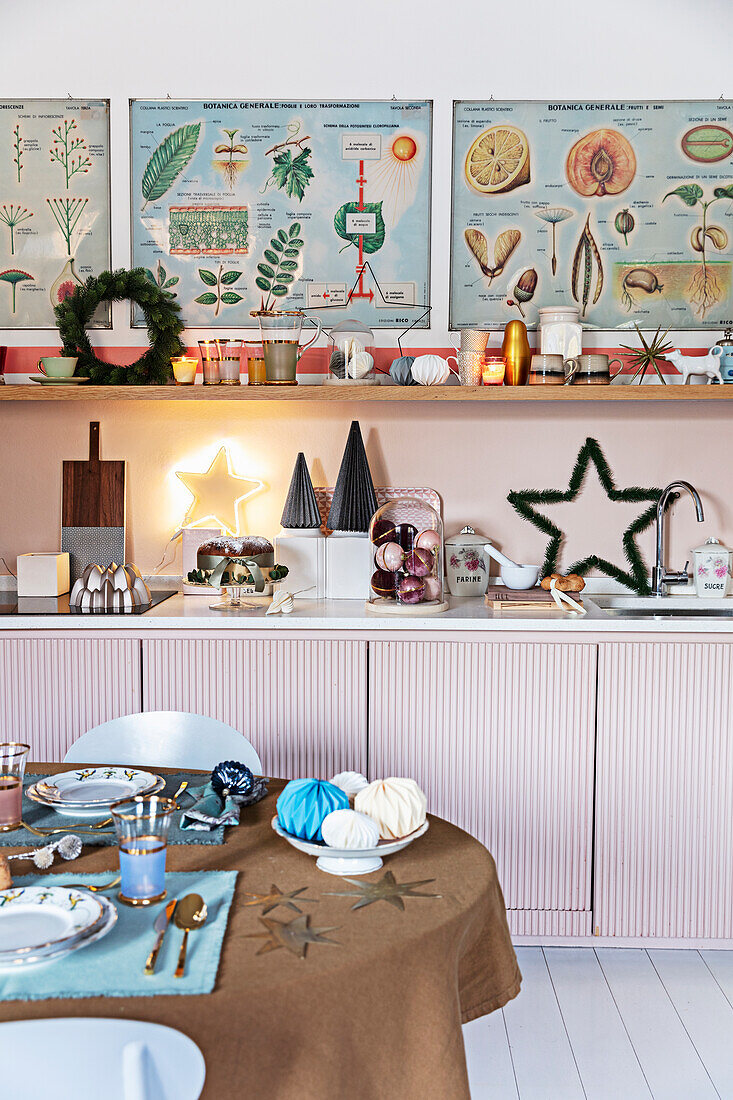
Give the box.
[175,445,265,536]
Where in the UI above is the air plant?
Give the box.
[0,204,33,255]
[619,324,674,385]
[0,268,33,313]
[663,182,732,319]
[213,129,249,191]
[533,206,574,275]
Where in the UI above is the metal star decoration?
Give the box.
[241,884,317,915]
[326,869,441,911]
[245,914,340,959]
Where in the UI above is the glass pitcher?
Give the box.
[253,310,322,385]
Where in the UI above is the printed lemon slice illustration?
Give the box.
[464,126,531,194]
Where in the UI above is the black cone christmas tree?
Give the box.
[327,421,377,532]
[281,453,321,529]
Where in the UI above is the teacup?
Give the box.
[529,354,578,385]
[38,356,77,378]
[565,353,622,385]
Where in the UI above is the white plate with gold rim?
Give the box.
[0,885,109,965]
[27,768,164,817]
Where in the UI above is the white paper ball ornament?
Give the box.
[321,808,380,849]
[331,771,369,799]
[355,777,427,840]
[411,354,451,386]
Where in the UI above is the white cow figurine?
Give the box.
[666,346,723,384]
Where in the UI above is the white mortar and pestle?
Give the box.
[483,545,541,590]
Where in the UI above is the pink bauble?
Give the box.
[416,529,441,553]
[376,541,403,572]
[422,575,442,601]
[403,548,432,577]
[398,575,425,604]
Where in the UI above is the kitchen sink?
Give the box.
[591,594,733,619]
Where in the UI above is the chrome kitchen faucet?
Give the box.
[651,481,704,597]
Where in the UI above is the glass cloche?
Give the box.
[325,318,377,386]
[366,497,448,615]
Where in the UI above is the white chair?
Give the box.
[0,1018,205,1099]
[64,710,262,773]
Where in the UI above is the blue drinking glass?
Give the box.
[112,796,176,907]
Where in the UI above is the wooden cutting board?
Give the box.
[485,586,583,610]
[62,422,125,528]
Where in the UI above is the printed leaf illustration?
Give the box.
[0,268,33,313]
[194,292,217,305]
[270,147,314,201]
[663,183,703,207]
[144,261,179,299]
[141,123,201,210]
[198,268,217,286]
[264,249,279,265]
[290,222,301,237]
[334,201,385,254]
[272,284,289,297]
[280,260,298,270]
[255,276,271,293]
[221,291,243,304]
[270,237,284,252]
[258,263,275,278]
[713,183,733,199]
[255,224,305,309]
[220,269,242,285]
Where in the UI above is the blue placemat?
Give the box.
[0,870,238,1002]
[1,772,225,847]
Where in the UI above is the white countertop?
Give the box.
[3,592,733,634]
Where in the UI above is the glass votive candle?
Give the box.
[219,338,243,385]
[171,356,198,385]
[198,340,221,385]
[0,742,29,832]
[112,795,176,907]
[482,356,507,385]
[245,343,267,386]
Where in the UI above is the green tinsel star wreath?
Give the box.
[507,437,661,595]
[55,268,185,385]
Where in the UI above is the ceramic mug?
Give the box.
[529,354,578,386]
[38,356,77,378]
[565,353,622,385]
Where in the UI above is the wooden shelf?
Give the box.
[1,383,732,402]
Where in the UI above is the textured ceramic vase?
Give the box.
[501,320,531,386]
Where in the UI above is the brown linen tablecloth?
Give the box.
[1,765,521,1100]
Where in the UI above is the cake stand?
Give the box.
[271,816,429,875]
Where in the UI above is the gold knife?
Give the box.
[144,898,177,976]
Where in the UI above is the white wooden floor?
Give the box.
[463,947,733,1100]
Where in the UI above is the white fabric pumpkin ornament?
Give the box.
[355,777,427,840]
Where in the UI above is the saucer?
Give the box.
[30,375,89,385]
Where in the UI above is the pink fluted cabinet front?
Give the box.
[0,635,142,761]
[142,637,367,780]
[369,640,597,937]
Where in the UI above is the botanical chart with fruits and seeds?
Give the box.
[450,100,733,331]
[0,99,110,328]
[130,100,432,328]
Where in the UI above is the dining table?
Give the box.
[0,763,521,1099]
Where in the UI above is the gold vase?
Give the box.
[501,320,531,386]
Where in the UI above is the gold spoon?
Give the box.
[63,875,121,892]
[174,893,207,979]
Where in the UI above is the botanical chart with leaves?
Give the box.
[130,100,432,328]
[450,100,733,330]
[0,99,110,328]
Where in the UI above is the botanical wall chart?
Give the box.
[450,100,733,330]
[130,100,432,328]
[0,99,110,328]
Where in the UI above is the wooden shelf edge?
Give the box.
[1,383,732,402]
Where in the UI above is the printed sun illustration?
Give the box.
[365,132,422,226]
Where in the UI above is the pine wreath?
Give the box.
[507,437,662,595]
[55,268,185,385]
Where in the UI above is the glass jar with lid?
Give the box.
[325,319,377,385]
[538,306,582,360]
[366,497,448,615]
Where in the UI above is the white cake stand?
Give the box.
[271,816,429,875]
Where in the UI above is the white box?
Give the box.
[17,553,70,597]
[275,530,327,599]
[325,534,372,600]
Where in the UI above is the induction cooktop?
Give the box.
[0,591,176,615]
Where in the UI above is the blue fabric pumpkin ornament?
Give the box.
[277,778,349,841]
[211,760,254,801]
[389,355,418,386]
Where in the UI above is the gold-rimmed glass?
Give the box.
[112,796,176,907]
[0,742,30,832]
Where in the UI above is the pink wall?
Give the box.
[1,385,729,583]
